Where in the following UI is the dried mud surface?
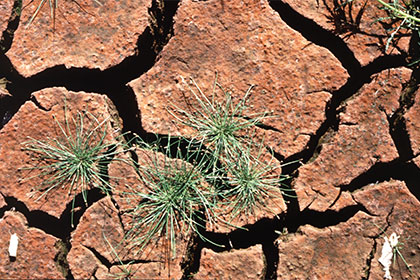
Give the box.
[0,0,419,279]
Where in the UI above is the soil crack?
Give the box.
[268,0,361,75]
[0,0,181,135]
[338,159,420,202]
[0,0,22,53]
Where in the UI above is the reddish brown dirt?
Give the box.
[0,0,419,279]
[6,0,151,77]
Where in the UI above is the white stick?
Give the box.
[8,233,18,258]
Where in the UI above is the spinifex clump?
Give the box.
[22,106,128,226]
[122,75,292,261]
[123,137,219,258]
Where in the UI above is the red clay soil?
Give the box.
[0,0,419,279]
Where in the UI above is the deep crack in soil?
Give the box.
[0,189,105,279]
[0,0,180,133]
[338,159,420,202]
[268,0,362,75]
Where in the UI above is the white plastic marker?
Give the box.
[8,233,18,258]
[378,233,399,280]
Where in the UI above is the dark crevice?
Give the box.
[180,231,203,279]
[362,238,377,280]
[30,94,51,111]
[328,189,343,209]
[1,188,105,239]
[387,112,415,161]
[0,56,25,129]
[386,33,420,161]
[362,206,393,280]
[254,122,281,133]
[54,240,73,280]
[0,0,181,133]
[0,194,8,219]
[201,204,369,253]
[112,259,155,266]
[262,241,279,280]
[0,189,104,278]
[338,159,420,202]
[291,204,372,231]
[0,0,23,128]
[241,115,281,133]
[268,0,361,76]
[109,195,127,233]
[84,245,112,269]
[0,0,22,53]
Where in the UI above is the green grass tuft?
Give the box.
[122,75,292,259]
[123,136,219,258]
[220,144,290,220]
[170,75,269,162]
[22,107,128,226]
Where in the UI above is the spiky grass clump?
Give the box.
[124,137,218,257]
[171,75,291,218]
[122,76,291,260]
[171,75,269,162]
[22,108,127,226]
[169,75,295,221]
[220,146,290,220]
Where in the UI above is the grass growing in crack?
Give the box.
[124,136,219,258]
[171,74,292,216]
[123,76,291,261]
[103,232,136,280]
[22,107,128,227]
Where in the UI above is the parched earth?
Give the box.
[0,0,420,279]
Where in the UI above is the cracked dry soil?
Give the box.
[0,0,420,279]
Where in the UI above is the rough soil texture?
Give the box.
[195,245,264,279]
[6,0,151,77]
[0,0,419,279]
[0,211,62,279]
[0,0,13,35]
